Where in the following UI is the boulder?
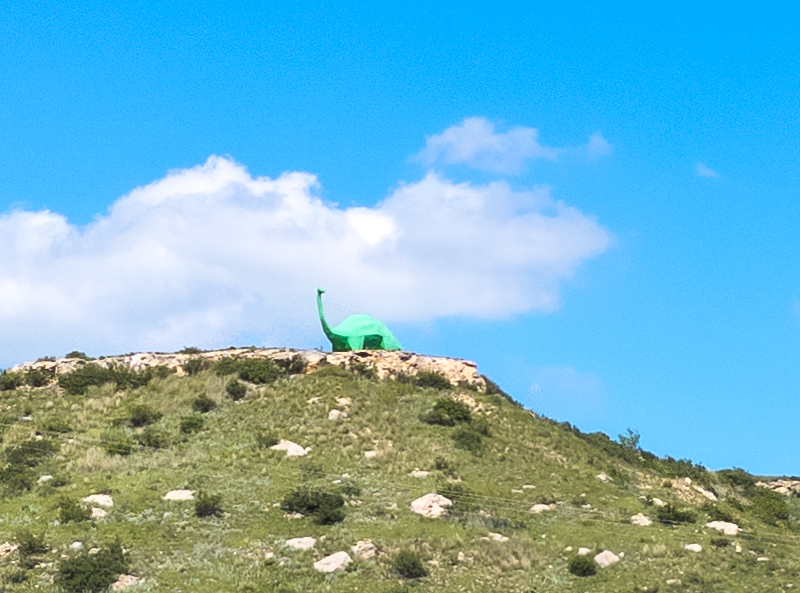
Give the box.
[0,542,18,557]
[271,440,309,457]
[286,537,316,551]
[630,513,652,526]
[328,409,343,421]
[164,489,195,501]
[82,494,113,507]
[410,493,452,518]
[408,470,430,478]
[314,551,352,573]
[91,507,108,519]
[110,575,144,590]
[351,540,377,559]
[684,543,702,553]
[578,547,592,556]
[705,521,739,536]
[488,532,509,542]
[594,550,620,568]
[596,473,611,482]
[529,504,552,514]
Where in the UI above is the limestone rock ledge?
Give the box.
[11,348,487,392]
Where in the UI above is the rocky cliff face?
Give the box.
[11,348,487,391]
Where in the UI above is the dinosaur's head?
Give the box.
[317,288,326,295]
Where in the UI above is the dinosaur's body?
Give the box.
[316,288,403,352]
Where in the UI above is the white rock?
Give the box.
[408,470,430,478]
[0,542,18,557]
[82,494,113,507]
[757,556,769,562]
[522,484,536,489]
[693,485,717,501]
[271,440,308,457]
[684,543,702,553]
[410,493,452,518]
[38,475,53,483]
[111,575,144,590]
[488,532,508,542]
[652,497,666,507]
[630,513,652,526]
[594,550,620,568]
[336,397,352,407]
[164,489,195,501]
[91,507,108,519]
[529,504,551,514]
[70,542,84,551]
[314,551,352,573]
[363,450,378,458]
[328,409,343,421]
[578,547,592,556]
[286,537,316,551]
[705,520,738,536]
[596,473,611,482]
[351,540,377,559]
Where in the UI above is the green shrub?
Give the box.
[421,398,472,426]
[281,488,345,525]
[567,554,597,577]
[192,394,216,413]
[350,360,377,379]
[17,529,49,569]
[392,550,427,579]
[180,416,205,434]
[65,351,92,360]
[0,370,24,391]
[184,357,210,376]
[195,491,223,518]
[39,417,72,434]
[137,425,170,449]
[59,497,91,523]
[58,363,155,395]
[126,404,163,427]
[215,357,286,384]
[452,426,485,455]
[701,502,734,523]
[414,370,452,390]
[254,430,279,449]
[0,464,35,496]
[5,438,60,467]
[749,489,789,525]
[274,354,307,375]
[226,380,247,401]
[57,541,128,593]
[655,503,696,525]
[24,368,51,388]
[103,432,133,456]
[179,347,203,354]
[710,536,731,548]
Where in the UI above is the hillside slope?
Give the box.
[0,349,798,592]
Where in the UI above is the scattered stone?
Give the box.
[363,450,378,458]
[69,542,84,551]
[735,543,742,553]
[666,579,682,585]
[270,440,309,457]
[278,556,291,566]
[0,542,18,557]
[511,489,523,494]
[82,494,113,507]
[307,397,320,405]
[89,547,100,555]
[757,556,770,562]
[408,470,429,478]
[286,537,316,551]
[410,493,452,518]
[110,575,144,590]
[328,409,343,421]
[336,397,352,407]
[91,507,108,519]
[693,485,717,501]
[522,484,536,489]
[578,547,592,556]
[652,497,666,507]
[351,540,377,559]
[631,513,652,526]
[488,532,509,542]
[314,551,352,573]
[38,475,53,483]
[284,512,304,520]
[596,473,611,482]
[705,521,739,536]
[529,504,552,514]
[594,550,620,568]
[164,489,195,501]
[564,546,573,552]
[684,544,702,553]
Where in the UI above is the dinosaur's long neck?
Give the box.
[317,290,338,344]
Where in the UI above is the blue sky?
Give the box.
[2,1,799,475]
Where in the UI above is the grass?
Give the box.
[0,353,798,592]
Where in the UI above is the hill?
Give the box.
[0,348,798,592]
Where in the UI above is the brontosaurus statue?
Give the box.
[317,288,403,352]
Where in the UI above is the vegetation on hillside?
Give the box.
[0,353,797,591]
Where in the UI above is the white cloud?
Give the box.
[415,117,561,173]
[587,132,613,159]
[695,162,719,178]
[0,150,612,364]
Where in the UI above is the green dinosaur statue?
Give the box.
[317,288,403,352]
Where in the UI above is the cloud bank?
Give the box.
[0,124,613,362]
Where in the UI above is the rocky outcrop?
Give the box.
[756,479,800,496]
[11,348,487,391]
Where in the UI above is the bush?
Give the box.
[192,394,216,413]
[39,417,72,434]
[567,554,597,577]
[701,502,734,523]
[195,491,223,518]
[183,357,210,376]
[274,354,307,375]
[656,503,696,525]
[226,380,247,401]
[103,432,133,456]
[58,363,156,395]
[392,550,427,579]
[180,416,205,434]
[57,541,128,593]
[414,370,452,390]
[452,427,484,455]
[0,370,24,391]
[215,357,286,384]
[24,368,51,388]
[5,438,60,467]
[350,360,377,379]
[17,529,49,569]
[254,430,279,449]
[65,351,92,360]
[421,398,472,426]
[0,464,35,496]
[137,425,170,449]
[59,497,91,523]
[749,489,789,525]
[281,488,345,525]
[718,468,758,492]
[126,404,163,427]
